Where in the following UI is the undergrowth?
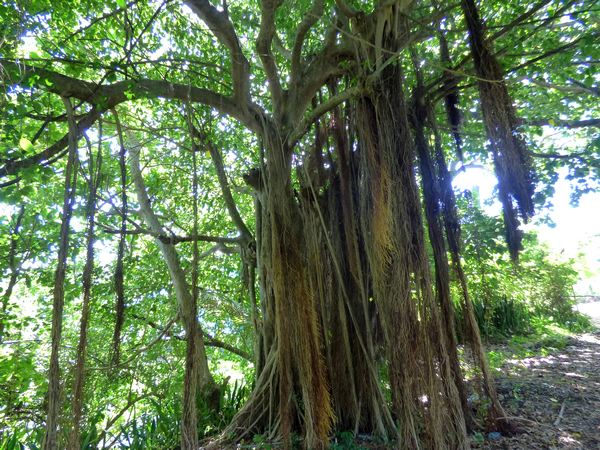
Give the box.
[0,380,248,450]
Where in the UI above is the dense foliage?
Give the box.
[0,0,598,448]
[457,193,590,338]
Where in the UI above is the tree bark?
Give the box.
[461,0,535,259]
[129,130,218,449]
[432,114,515,434]
[68,133,102,450]
[222,125,335,449]
[223,5,472,449]
[0,206,25,342]
[43,97,79,450]
[111,111,128,366]
[411,83,472,430]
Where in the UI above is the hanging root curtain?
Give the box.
[219,4,478,449]
[411,48,515,434]
[461,0,536,259]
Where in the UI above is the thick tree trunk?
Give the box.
[354,72,468,449]
[224,6,473,449]
[223,128,336,449]
[263,131,333,448]
[225,83,469,450]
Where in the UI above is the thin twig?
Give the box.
[554,398,567,426]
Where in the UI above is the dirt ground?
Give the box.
[478,303,600,449]
[217,305,600,449]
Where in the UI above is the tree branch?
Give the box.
[273,32,292,60]
[257,0,284,115]
[204,334,252,361]
[130,312,252,361]
[0,206,25,341]
[514,76,599,97]
[0,58,265,177]
[1,59,260,130]
[97,222,241,245]
[289,85,361,145]
[426,0,584,96]
[431,34,593,102]
[185,0,251,107]
[334,0,359,18]
[291,0,325,85]
[529,151,596,164]
[0,108,100,178]
[490,0,552,41]
[98,393,153,448]
[192,126,253,242]
[291,40,354,126]
[523,118,600,129]
[508,35,585,74]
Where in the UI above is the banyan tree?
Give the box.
[1,0,595,448]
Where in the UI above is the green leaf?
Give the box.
[116,0,126,8]
[19,137,34,152]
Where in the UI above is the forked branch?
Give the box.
[257,0,284,114]
[185,0,251,106]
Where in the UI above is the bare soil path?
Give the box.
[479,305,600,449]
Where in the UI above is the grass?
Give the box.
[485,318,586,371]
